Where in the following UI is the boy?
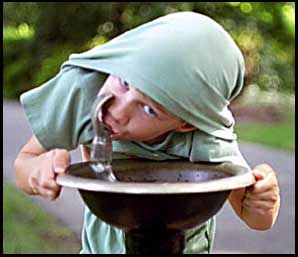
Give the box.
[14,12,280,253]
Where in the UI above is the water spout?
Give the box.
[90,94,117,182]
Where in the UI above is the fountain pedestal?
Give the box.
[125,227,184,254]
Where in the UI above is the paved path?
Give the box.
[3,99,295,254]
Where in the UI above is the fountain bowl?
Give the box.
[56,159,255,232]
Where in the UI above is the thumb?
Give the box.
[53,149,71,173]
[252,168,265,181]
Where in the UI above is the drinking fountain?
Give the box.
[56,94,255,254]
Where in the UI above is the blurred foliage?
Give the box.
[3,2,295,99]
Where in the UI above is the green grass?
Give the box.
[235,119,295,151]
[3,181,81,254]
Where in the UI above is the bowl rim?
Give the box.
[56,161,255,194]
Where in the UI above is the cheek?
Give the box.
[128,119,172,138]
[125,119,152,136]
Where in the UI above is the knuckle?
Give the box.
[270,193,279,202]
[272,183,279,191]
[48,195,57,201]
[54,149,71,165]
[257,208,266,215]
[256,164,273,174]
[39,176,51,187]
[28,176,35,186]
[39,180,48,188]
[262,163,272,170]
[45,150,55,158]
[55,148,70,157]
[242,199,251,207]
[46,190,57,201]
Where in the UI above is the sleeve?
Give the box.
[20,66,108,150]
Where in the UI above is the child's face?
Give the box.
[98,75,194,144]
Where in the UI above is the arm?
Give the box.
[14,135,71,200]
[228,164,280,230]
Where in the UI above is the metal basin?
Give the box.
[56,159,255,232]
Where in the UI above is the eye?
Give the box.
[120,78,130,89]
[143,105,157,117]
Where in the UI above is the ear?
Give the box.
[175,122,196,133]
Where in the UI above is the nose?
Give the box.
[108,95,133,126]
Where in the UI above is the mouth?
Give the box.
[98,95,119,135]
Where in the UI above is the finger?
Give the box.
[253,171,264,181]
[43,188,61,201]
[30,174,61,198]
[36,152,61,193]
[52,149,71,174]
[36,186,61,200]
[245,190,279,202]
[39,178,61,192]
[254,163,274,175]
[242,198,274,211]
[253,164,276,181]
[38,151,59,185]
[249,173,278,194]
[28,176,40,194]
[242,204,269,216]
[29,177,58,199]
